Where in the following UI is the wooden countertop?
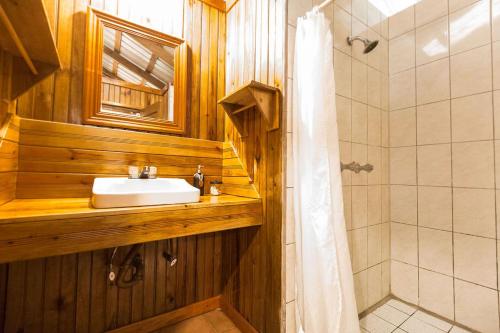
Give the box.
[0,195,260,223]
[0,195,262,263]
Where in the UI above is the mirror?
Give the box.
[83,7,187,134]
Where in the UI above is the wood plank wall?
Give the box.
[101,80,167,117]
[221,0,285,332]
[0,115,19,206]
[0,48,17,206]
[16,118,222,198]
[0,0,286,331]
[16,0,226,141]
[0,111,225,333]
[0,235,222,333]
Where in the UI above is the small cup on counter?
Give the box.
[210,180,223,196]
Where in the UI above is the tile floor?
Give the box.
[360,299,472,333]
[161,309,241,333]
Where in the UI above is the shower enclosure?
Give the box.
[285,0,500,332]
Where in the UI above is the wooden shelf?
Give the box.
[0,195,262,263]
[218,80,280,136]
[0,0,61,99]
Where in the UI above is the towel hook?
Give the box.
[340,161,374,173]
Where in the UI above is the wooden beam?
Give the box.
[0,4,37,75]
[103,46,165,88]
[129,34,174,68]
[103,67,119,81]
[140,101,160,117]
[114,30,122,52]
[145,54,159,73]
[112,59,118,76]
[199,0,226,11]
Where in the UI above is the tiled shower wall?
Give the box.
[285,0,391,330]
[388,0,500,332]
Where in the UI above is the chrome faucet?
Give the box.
[128,165,157,179]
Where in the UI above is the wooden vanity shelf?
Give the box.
[0,0,61,99]
[218,80,280,136]
[0,195,262,264]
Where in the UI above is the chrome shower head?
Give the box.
[347,36,379,54]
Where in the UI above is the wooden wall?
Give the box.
[0,235,222,333]
[15,118,222,199]
[221,0,285,332]
[0,48,17,206]
[0,0,286,331]
[0,115,18,206]
[0,117,224,332]
[17,0,226,141]
[101,79,168,119]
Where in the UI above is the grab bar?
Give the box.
[340,161,374,173]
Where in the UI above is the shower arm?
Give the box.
[340,161,374,173]
[347,36,369,45]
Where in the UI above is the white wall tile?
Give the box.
[391,223,418,265]
[449,0,490,55]
[419,269,454,320]
[391,260,418,304]
[450,44,492,98]
[454,233,497,288]
[455,279,500,333]
[418,228,453,275]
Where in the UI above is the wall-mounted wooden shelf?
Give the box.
[0,195,262,263]
[218,80,280,136]
[0,0,61,99]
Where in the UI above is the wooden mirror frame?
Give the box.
[82,7,188,134]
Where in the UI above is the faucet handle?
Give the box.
[128,166,139,179]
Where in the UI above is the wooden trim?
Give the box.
[221,297,259,333]
[82,7,188,135]
[103,46,165,88]
[199,0,226,12]
[105,296,222,333]
[0,5,37,75]
[102,295,259,333]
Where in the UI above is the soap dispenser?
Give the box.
[193,165,204,194]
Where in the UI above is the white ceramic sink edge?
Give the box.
[92,177,200,209]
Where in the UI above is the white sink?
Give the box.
[91,178,200,208]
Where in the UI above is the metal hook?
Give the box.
[340,161,374,173]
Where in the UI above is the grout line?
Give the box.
[389,184,498,191]
[413,3,420,307]
[390,137,497,148]
[391,220,497,241]
[489,0,500,326]
[391,257,500,292]
[388,89,500,113]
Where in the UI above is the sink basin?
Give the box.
[91,178,200,208]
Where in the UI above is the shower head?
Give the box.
[347,36,379,54]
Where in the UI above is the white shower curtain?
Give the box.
[292,8,360,333]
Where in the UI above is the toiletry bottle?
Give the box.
[193,165,204,194]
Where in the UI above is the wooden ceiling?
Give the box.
[103,29,174,89]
